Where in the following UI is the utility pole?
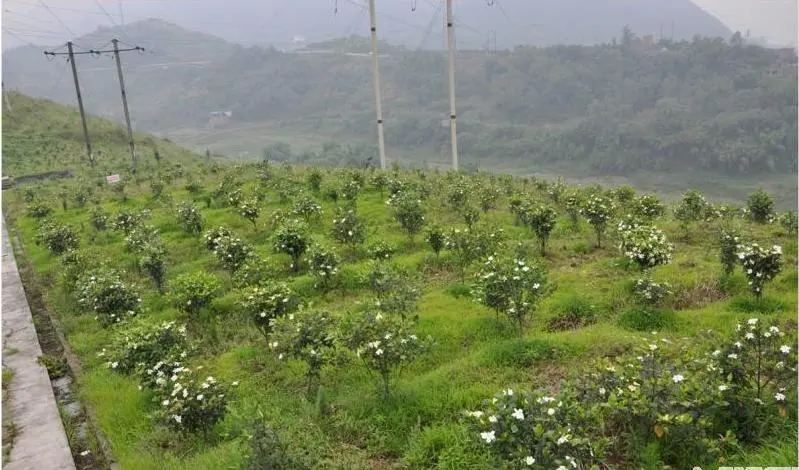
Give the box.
[67,42,93,166]
[112,39,137,173]
[367,0,388,169]
[445,0,459,171]
[2,82,11,113]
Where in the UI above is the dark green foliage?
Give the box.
[617,307,675,331]
[478,339,564,368]
[546,294,597,331]
[747,189,775,224]
[242,421,311,470]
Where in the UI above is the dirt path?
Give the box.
[2,216,75,470]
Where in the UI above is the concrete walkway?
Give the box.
[2,217,76,470]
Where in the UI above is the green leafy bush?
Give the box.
[526,204,558,255]
[35,221,78,255]
[746,189,775,224]
[237,282,297,338]
[273,220,310,272]
[176,202,204,235]
[387,191,426,241]
[76,269,141,327]
[103,320,188,376]
[270,310,337,393]
[171,272,220,317]
[581,195,615,247]
[737,243,782,298]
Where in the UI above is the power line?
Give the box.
[37,0,77,38]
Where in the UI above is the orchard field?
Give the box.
[2,157,797,469]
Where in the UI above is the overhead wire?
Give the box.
[37,0,77,38]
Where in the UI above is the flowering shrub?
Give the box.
[525,204,557,255]
[26,201,52,219]
[341,180,361,201]
[445,227,505,278]
[634,194,665,220]
[779,211,797,234]
[618,225,673,270]
[124,225,161,254]
[746,189,775,224]
[239,199,260,229]
[76,269,141,327]
[564,192,582,227]
[112,210,146,234]
[364,240,393,261]
[171,272,220,317]
[547,177,567,203]
[153,367,231,435]
[174,202,204,235]
[371,172,389,196]
[35,221,79,255]
[472,255,548,334]
[103,320,188,376]
[227,188,244,207]
[719,230,742,276]
[237,282,297,338]
[737,243,782,298]
[343,311,430,398]
[184,180,202,194]
[424,225,446,257]
[213,235,254,272]
[291,197,323,222]
[611,185,636,204]
[466,388,604,469]
[272,219,310,272]
[231,258,276,289]
[508,196,527,226]
[478,185,500,213]
[139,245,167,292]
[58,249,97,293]
[447,185,469,210]
[330,208,366,247]
[89,206,109,231]
[461,205,480,229]
[306,245,341,291]
[633,275,672,305]
[306,169,323,192]
[581,195,614,247]
[364,264,420,319]
[387,191,426,241]
[270,309,337,393]
[203,226,233,251]
[674,190,708,225]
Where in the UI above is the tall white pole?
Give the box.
[446,0,459,171]
[368,0,388,169]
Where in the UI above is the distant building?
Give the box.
[208,110,232,129]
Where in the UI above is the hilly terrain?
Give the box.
[1,0,731,50]
[1,86,797,469]
[3,20,795,207]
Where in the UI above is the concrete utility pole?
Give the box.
[67,41,94,166]
[445,0,459,171]
[112,39,137,173]
[367,0,388,169]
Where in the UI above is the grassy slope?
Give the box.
[2,169,797,469]
[1,92,208,178]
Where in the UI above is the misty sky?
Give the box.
[2,0,797,48]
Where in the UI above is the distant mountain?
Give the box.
[2,0,731,51]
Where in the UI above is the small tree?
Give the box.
[35,222,79,255]
[203,226,233,251]
[747,189,775,224]
[461,204,480,229]
[634,194,665,220]
[76,269,141,327]
[27,201,52,219]
[478,185,500,213]
[271,309,337,395]
[371,172,389,197]
[367,240,396,261]
[581,195,614,248]
[424,225,446,257]
[472,255,549,335]
[237,282,297,338]
[306,245,341,292]
[618,225,673,270]
[239,199,261,230]
[387,191,426,241]
[273,220,310,272]
[176,202,204,235]
[719,230,741,276]
[779,212,798,235]
[213,236,254,272]
[564,192,582,228]
[527,204,558,255]
[306,169,323,193]
[330,207,366,248]
[737,243,782,298]
[139,245,167,292]
[90,206,109,231]
[171,272,220,318]
[292,197,323,223]
[343,311,429,399]
[445,227,505,279]
[674,190,708,227]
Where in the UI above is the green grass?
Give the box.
[1,95,796,469]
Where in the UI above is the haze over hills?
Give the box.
[2,0,733,51]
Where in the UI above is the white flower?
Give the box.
[745,332,755,340]
[775,393,785,402]
[488,415,498,423]
[557,434,569,445]
[504,388,514,396]
[747,318,758,326]
[162,399,170,406]
[769,326,780,334]
[718,384,728,392]
[80,450,90,456]
[734,341,742,348]
[532,283,540,290]
[512,408,525,420]
[727,353,738,359]
[469,411,483,418]
[196,394,204,401]
[672,374,684,383]
[173,414,182,424]
[111,362,119,369]
[547,408,555,416]
[711,349,721,357]
[232,381,239,386]
[480,431,496,443]
[598,387,606,396]
[375,349,383,356]
[780,345,791,354]
[525,456,535,465]
[648,343,658,351]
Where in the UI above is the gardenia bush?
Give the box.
[76,269,141,327]
[719,230,742,276]
[270,309,337,394]
[779,211,797,234]
[633,276,672,305]
[153,366,232,436]
[26,201,52,219]
[90,206,109,231]
[35,221,79,255]
[445,227,506,278]
[526,204,557,255]
[581,195,614,247]
[171,272,221,317]
[292,197,323,222]
[746,189,775,224]
[306,245,341,291]
[674,190,708,225]
[424,225,446,257]
[367,240,395,261]
[237,282,297,338]
[736,243,782,298]
[343,311,431,399]
[176,202,204,235]
[472,255,549,334]
[239,199,260,229]
[213,235,254,272]
[618,225,673,270]
[103,320,188,376]
[273,220,310,272]
[330,208,366,247]
[634,194,665,220]
[203,226,233,251]
[387,191,426,241]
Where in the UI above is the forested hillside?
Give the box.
[3,21,796,177]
